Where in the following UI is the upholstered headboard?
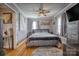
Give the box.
[32,29,49,33]
[27,29,50,38]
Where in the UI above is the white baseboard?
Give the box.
[17,38,26,48]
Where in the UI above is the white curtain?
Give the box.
[32,21,37,29]
[61,13,67,36]
[27,18,32,33]
[32,21,40,30]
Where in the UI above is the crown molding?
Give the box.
[12,3,26,18]
[4,3,16,13]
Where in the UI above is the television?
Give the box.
[66,4,79,22]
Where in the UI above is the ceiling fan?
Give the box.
[36,4,50,16]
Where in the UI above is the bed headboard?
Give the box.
[32,29,49,33]
[27,29,50,38]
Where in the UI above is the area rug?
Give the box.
[32,47,63,56]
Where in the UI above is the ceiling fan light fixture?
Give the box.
[37,9,50,16]
[36,4,50,16]
[38,12,47,16]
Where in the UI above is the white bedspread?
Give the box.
[27,32,60,47]
[29,32,58,38]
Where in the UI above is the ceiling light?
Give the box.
[37,4,50,16]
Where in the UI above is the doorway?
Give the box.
[0,3,16,49]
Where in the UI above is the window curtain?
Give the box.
[27,18,32,33]
[61,13,67,37]
[32,21,40,30]
[32,21,37,29]
[37,21,40,29]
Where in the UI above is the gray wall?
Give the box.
[67,20,79,44]
[38,19,52,31]
[7,4,28,44]
[52,17,58,34]
[16,13,27,43]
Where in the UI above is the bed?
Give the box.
[27,29,62,48]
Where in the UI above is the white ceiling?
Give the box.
[15,3,69,18]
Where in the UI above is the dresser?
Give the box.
[67,20,79,44]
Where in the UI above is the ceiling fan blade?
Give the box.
[42,10,50,13]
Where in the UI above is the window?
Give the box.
[32,21,37,29]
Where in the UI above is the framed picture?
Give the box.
[3,13,12,24]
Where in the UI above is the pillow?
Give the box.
[41,29,49,33]
[33,29,49,33]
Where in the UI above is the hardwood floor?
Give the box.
[5,42,37,56]
[5,41,63,56]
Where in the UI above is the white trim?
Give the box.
[54,3,77,17]
[12,3,26,18]
[4,3,16,13]
[1,4,17,49]
[17,38,26,48]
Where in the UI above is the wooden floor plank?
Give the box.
[5,42,63,56]
[5,42,37,56]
